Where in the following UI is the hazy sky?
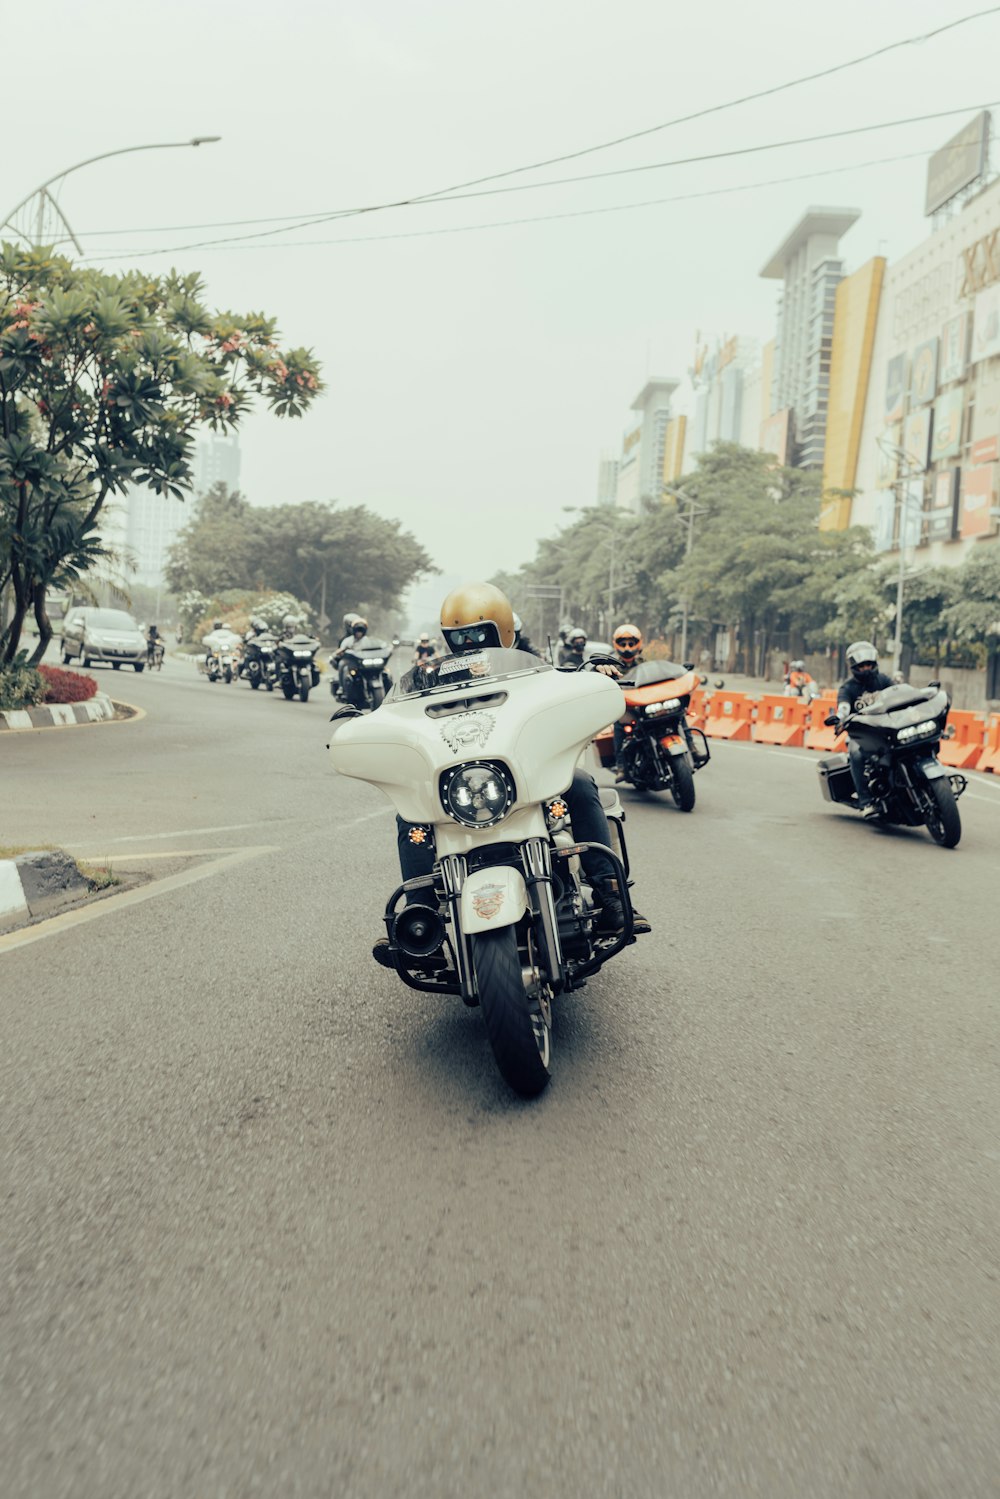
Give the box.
[5,0,1000,625]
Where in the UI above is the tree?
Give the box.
[0,243,322,662]
[166,490,435,634]
[942,548,1000,656]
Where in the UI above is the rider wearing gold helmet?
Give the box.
[371,582,650,967]
[610,622,644,779]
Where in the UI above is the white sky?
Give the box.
[5,0,1000,625]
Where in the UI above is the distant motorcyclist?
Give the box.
[784,659,815,696]
[610,623,644,778]
[202,618,242,653]
[512,611,543,658]
[413,632,436,666]
[145,622,161,666]
[559,626,588,668]
[333,617,370,704]
[365,582,650,967]
[835,641,894,820]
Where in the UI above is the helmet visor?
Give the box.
[443,622,502,653]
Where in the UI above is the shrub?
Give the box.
[0,655,45,711]
[38,665,98,704]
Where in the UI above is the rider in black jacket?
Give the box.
[836,640,895,818]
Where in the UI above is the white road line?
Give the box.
[69,820,292,845]
[0,845,276,957]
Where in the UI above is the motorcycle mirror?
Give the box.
[683,662,695,672]
[824,713,839,727]
[927,680,940,689]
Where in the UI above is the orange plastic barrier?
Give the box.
[702,691,755,741]
[979,714,1000,774]
[938,711,986,770]
[687,687,708,724]
[803,694,846,752]
[751,694,811,747]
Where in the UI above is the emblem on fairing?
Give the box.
[472,883,505,920]
[438,711,496,753]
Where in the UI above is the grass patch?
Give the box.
[0,843,58,858]
[77,859,121,891]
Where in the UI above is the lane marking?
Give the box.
[0,845,277,957]
[68,820,295,845]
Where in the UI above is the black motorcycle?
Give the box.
[336,635,394,710]
[240,631,277,692]
[818,683,966,848]
[276,633,321,702]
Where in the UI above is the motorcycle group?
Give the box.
[325,583,969,1097]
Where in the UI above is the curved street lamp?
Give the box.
[1,136,222,254]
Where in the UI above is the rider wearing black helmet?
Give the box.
[836,641,894,819]
[558,626,588,668]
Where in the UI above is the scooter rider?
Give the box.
[610,623,644,780]
[558,626,588,668]
[367,582,650,968]
[835,641,894,820]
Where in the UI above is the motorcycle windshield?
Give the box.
[633,660,686,686]
[390,647,550,700]
[349,637,391,655]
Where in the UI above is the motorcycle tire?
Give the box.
[224,666,232,683]
[250,677,260,689]
[670,754,696,812]
[282,683,296,700]
[923,777,961,849]
[472,927,552,1098]
[369,683,385,710]
[298,680,310,702]
[265,678,274,692]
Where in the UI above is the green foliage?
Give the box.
[166,484,435,633]
[0,651,44,709]
[188,588,312,643]
[942,548,1000,649]
[0,244,323,662]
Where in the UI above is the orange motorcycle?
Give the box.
[597,660,710,811]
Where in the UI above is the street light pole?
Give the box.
[663,483,706,663]
[876,438,924,677]
[1,136,222,252]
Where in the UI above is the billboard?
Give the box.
[884,354,907,424]
[940,312,969,384]
[876,424,901,485]
[909,338,938,406]
[661,415,687,484]
[960,465,996,538]
[760,408,791,465]
[929,467,959,541]
[930,389,963,463]
[903,407,931,471]
[874,491,896,553]
[971,284,1000,363]
[925,110,990,216]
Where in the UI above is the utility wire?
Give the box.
[70,8,1000,247]
[82,103,1000,261]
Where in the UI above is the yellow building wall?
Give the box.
[821,257,886,529]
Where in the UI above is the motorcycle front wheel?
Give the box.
[369,683,385,710]
[282,682,296,700]
[472,927,552,1098]
[670,753,696,812]
[298,679,310,702]
[249,677,260,689]
[923,777,961,848]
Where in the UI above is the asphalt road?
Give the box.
[2,657,999,1498]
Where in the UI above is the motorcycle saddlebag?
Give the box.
[817,752,854,805]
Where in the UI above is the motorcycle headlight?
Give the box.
[440,761,515,828]
[367,658,385,668]
[898,718,940,743]
[293,650,313,659]
[644,696,682,716]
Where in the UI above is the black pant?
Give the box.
[396,768,616,899]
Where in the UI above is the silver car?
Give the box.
[61,607,147,672]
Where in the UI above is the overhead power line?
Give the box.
[82,103,1000,262]
[68,6,1000,252]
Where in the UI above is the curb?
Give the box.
[0,691,115,732]
[0,849,90,930]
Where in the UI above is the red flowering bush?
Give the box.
[38,664,97,703]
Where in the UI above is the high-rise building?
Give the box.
[596,455,620,506]
[686,336,762,463]
[194,432,241,496]
[761,207,860,469]
[615,379,679,511]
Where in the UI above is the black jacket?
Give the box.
[837,671,894,714]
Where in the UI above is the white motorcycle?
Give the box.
[329,647,637,1096]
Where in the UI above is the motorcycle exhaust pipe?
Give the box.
[393,904,445,958]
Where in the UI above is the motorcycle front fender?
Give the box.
[460,865,528,934]
[660,733,687,756]
[912,755,947,781]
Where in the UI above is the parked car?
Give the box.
[61,607,147,671]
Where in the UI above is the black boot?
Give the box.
[594,883,651,936]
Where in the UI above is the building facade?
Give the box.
[849,173,1000,565]
[761,207,860,469]
[614,378,679,511]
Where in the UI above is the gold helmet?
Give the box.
[612,622,643,661]
[440,582,516,653]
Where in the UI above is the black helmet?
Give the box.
[213,619,223,630]
[352,617,368,635]
[846,640,878,675]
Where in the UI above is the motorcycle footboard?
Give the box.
[687,726,711,769]
[551,842,635,981]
